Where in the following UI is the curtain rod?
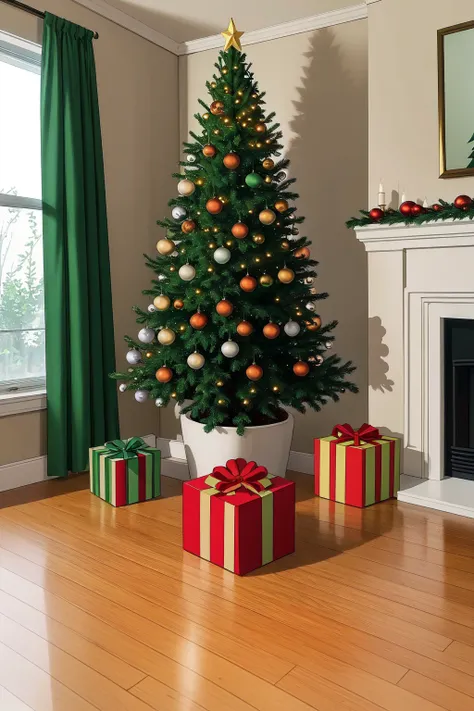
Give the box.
[1,0,99,38]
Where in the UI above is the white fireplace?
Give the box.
[355,220,474,518]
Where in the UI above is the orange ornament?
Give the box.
[189,312,208,330]
[173,299,184,310]
[240,275,257,292]
[263,323,280,339]
[312,316,322,330]
[295,246,310,259]
[223,153,240,170]
[231,222,249,239]
[275,199,289,213]
[181,220,196,234]
[216,299,233,316]
[293,361,310,377]
[237,320,253,336]
[156,367,173,383]
[202,144,217,158]
[206,198,223,215]
[255,122,266,133]
[246,364,263,381]
[210,100,225,115]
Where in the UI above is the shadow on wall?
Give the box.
[368,316,394,392]
[285,27,368,449]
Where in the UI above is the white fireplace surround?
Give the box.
[355,219,474,518]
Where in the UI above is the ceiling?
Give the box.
[102,0,356,43]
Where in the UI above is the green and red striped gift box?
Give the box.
[314,424,400,508]
[89,440,161,506]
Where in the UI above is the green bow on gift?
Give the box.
[104,437,149,460]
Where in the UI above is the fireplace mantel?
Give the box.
[355,219,474,517]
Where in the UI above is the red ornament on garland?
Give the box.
[411,204,423,216]
[432,203,443,212]
[369,207,384,222]
[454,195,472,209]
[400,201,416,216]
[189,312,208,330]
[206,198,223,215]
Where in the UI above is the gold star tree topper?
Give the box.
[221,18,244,51]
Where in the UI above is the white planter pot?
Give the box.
[180,412,294,479]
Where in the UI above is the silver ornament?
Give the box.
[171,206,187,221]
[179,264,196,281]
[325,341,333,349]
[284,321,301,337]
[187,351,205,370]
[126,349,142,365]
[306,302,317,312]
[155,398,164,407]
[119,383,127,393]
[147,304,157,313]
[134,390,149,402]
[213,247,231,264]
[138,327,155,344]
[221,340,239,358]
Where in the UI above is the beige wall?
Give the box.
[170,19,369,453]
[0,0,179,466]
[369,0,474,204]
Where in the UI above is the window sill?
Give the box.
[0,389,47,417]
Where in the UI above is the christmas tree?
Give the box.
[113,19,357,434]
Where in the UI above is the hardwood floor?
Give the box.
[1,472,474,710]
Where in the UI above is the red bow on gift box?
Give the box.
[332,423,381,447]
[210,458,271,495]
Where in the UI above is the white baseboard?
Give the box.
[288,450,313,475]
[397,474,474,519]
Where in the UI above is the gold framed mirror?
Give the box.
[438,21,474,178]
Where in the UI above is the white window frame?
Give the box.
[0,31,45,415]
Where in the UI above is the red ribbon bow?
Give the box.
[210,458,270,495]
[331,423,381,447]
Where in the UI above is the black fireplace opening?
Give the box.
[444,318,474,480]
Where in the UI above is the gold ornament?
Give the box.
[146,351,153,358]
[255,122,266,133]
[169,265,176,272]
[278,268,295,284]
[156,238,175,256]
[262,158,274,170]
[153,294,170,311]
[275,199,289,213]
[173,298,184,310]
[281,240,290,250]
[211,81,217,89]
[216,380,224,387]
[252,233,265,245]
[221,17,244,52]
[158,328,176,346]
[259,274,273,287]
[264,176,272,184]
[259,209,276,225]
[203,113,210,120]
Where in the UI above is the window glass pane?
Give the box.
[0,56,41,200]
[0,206,44,387]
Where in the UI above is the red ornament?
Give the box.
[411,203,423,216]
[206,198,223,215]
[400,201,416,216]
[454,195,472,209]
[181,219,196,234]
[231,222,249,239]
[369,208,384,221]
[293,361,310,377]
[216,299,233,316]
[189,312,208,330]
[237,321,253,336]
[294,247,310,259]
[246,364,263,381]
[263,323,280,339]
[240,275,257,292]
[223,153,241,170]
[156,367,173,383]
[432,203,442,212]
[202,144,217,158]
[210,100,225,116]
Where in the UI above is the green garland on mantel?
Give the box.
[346,198,474,230]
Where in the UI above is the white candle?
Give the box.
[401,193,407,205]
[423,197,429,208]
[378,180,386,207]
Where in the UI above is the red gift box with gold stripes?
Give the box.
[183,458,295,575]
[314,424,401,507]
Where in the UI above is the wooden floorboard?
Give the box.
[1,471,474,710]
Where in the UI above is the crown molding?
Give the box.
[179,3,368,56]
[72,0,180,54]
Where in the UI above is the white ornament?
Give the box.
[279,170,288,181]
[186,154,197,163]
[213,247,231,264]
[158,274,167,282]
[177,179,195,196]
[158,328,176,345]
[187,351,205,370]
[304,277,314,285]
[147,304,157,313]
[284,321,301,337]
[134,390,149,403]
[171,206,186,221]
[179,264,196,281]
[126,349,142,365]
[138,327,155,344]
[315,355,324,366]
[221,340,239,358]
[155,397,164,407]
[119,383,127,393]
[306,302,317,312]
[325,341,333,349]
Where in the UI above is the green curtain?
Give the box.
[41,13,119,477]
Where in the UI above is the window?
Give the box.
[0,32,44,396]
